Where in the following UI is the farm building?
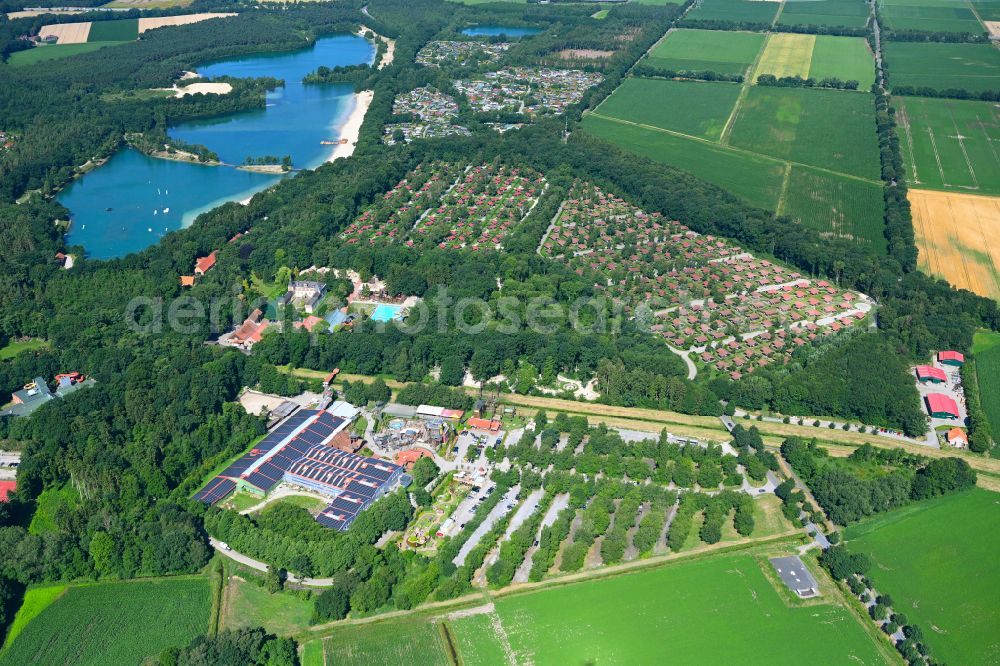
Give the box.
[925,393,960,419]
[193,402,404,531]
[938,350,965,367]
[946,427,968,448]
[914,365,947,384]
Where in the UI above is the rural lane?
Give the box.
[210,537,336,587]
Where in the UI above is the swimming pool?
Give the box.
[371,303,404,322]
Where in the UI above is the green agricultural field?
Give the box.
[323,617,450,665]
[643,28,765,76]
[973,331,1000,435]
[729,86,881,179]
[845,489,1000,664]
[783,166,888,251]
[581,113,786,210]
[0,585,66,650]
[895,96,1000,195]
[0,577,210,665]
[878,0,985,33]
[973,0,1000,20]
[809,35,876,88]
[778,0,870,28]
[87,18,138,42]
[594,78,741,140]
[687,0,781,22]
[449,552,890,664]
[884,42,1000,94]
[6,42,123,66]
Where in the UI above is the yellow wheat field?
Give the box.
[911,188,1000,300]
[137,13,236,33]
[754,33,814,80]
[38,22,91,44]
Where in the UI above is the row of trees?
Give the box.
[756,74,860,90]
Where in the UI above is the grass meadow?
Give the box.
[87,18,139,42]
[808,35,876,88]
[581,113,786,209]
[728,86,881,179]
[0,338,48,360]
[323,617,451,665]
[687,0,781,23]
[448,552,889,664]
[0,577,210,665]
[878,0,985,33]
[7,42,123,66]
[885,42,1000,94]
[974,0,1000,20]
[594,78,741,140]
[973,331,1000,435]
[644,28,764,76]
[783,166,887,250]
[845,489,1000,664]
[895,96,1000,195]
[778,0,871,28]
[221,575,313,635]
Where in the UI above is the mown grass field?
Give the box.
[0,577,210,665]
[323,617,451,665]
[973,331,1000,432]
[878,0,985,33]
[6,42,122,66]
[687,0,781,23]
[87,18,138,42]
[221,575,313,635]
[778,0,871,28]
[643,28,764,76]
[581,113,786,209]
[0,338,47,360]
[449,552,889,664]
[729,86,881,178]
[895,96,1000,195]
[885,42,1000,94]
[595,78,741,140]
[783,166,887,250]
[845,489,1000,664]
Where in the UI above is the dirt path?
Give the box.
[653,503,678,555]
[624,502,649,561]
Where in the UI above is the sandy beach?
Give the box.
[329,90,374,161]
[358,25,395,70]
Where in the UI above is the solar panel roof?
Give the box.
[192,477,236,505]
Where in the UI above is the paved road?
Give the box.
[454,486,519,567]
[210,537,338,587]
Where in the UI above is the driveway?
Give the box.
[454,485,519,567]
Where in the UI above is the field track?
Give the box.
[911,188,1000,300]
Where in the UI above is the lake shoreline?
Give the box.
[328,89,373,162]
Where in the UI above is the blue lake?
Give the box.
[461,25,542,37]
[63,34,374,260]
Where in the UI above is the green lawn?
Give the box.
[0,338,48,360]
[594,78,741,141]
[581,113,786,210]
[845,489,1000,664]
[6,42,124,66]
[778,0,871,28]
[894,95,1000,195]
[87,18,139,42]
[323,617,450,665]
[0,585,66,650]
[884,42,1000,94]
[0,577,210,665]
[221,576,313,636]
[687,0,780,22]
[449,552,889,664]
[644,28,765,76]
[729,86,881,179]
[783,166,887,251]
[878,0,985,33]
[808,35,876,89]
[973,331,1000,436]
[301,638,325,666]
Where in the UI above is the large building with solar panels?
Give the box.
[194,403,404,531]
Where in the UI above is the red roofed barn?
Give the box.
[914,365,947,384]
[937,350,965,367]
[926,393,960,419]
